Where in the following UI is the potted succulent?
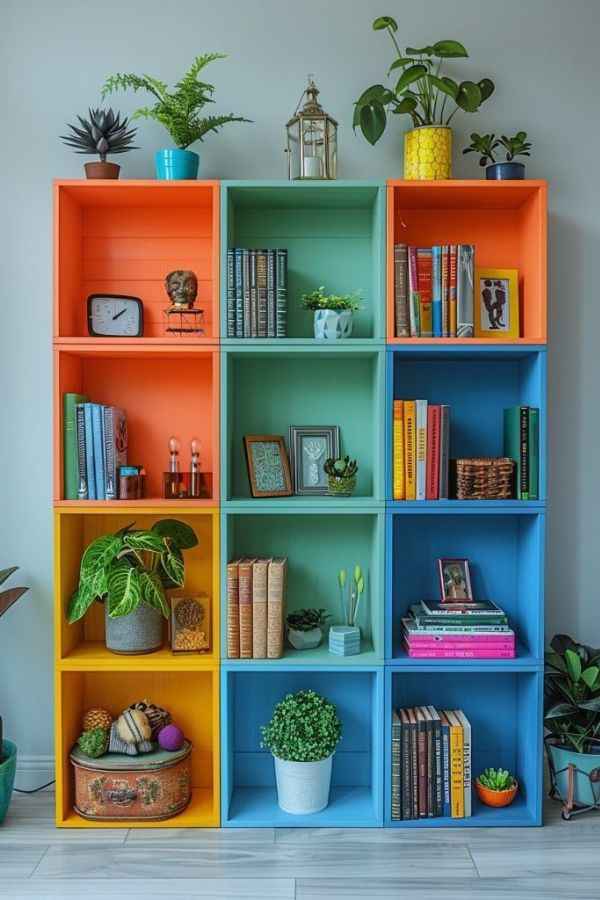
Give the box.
[0,567,29,824]
[545,633,600,813]
[261,689,342,814]
[60,108,138,179]
[286,608,330,651]
[475,768,518,807]
[301,287,361,340]
[67,519,198,655]
[102,54,250,180]
[354,16,495,180]
[324,456,358,496]
[463,131,532,180]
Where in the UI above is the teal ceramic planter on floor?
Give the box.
[155,149,199,180]
[548,742,600,808]
[0,740,17,824]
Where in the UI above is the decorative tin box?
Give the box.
[70,741,192,821]
[170,593,211,653]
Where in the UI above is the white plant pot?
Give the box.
[287,626,323,650]
[313,309,353,340]
[274,754,333,814]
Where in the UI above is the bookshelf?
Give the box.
[54,177,546,829]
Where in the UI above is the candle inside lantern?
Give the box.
[302,156,322,178]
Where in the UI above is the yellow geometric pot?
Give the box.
[404,126,452,180]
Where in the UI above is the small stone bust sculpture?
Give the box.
[165,270,198,309]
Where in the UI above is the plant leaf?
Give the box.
[67,582,96,624]
[545,702,577,719]
[388,57,417,73]
[0,566,18,587]
[579,697,600,712]
[406,46,435,55]
[432,39,468,58]
[373,15,397,31]
[395,64,428,94]
[551,634,578,656]
[107,561,141,618]
[545,650,567,673]
[565,648,582,683]
[394,96,418,114]
[151,519,198,550]
[478,78,495,101]
[123,531,165,553]
[426,74,458,99]
[0,586,28,618]
[80,534,123,581]
[358,102,387,145]
[139,571,169,618]
[455,81,482,112]
[582,666,600,690]
[161,548,185,587]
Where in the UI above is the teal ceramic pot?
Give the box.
[0,740,17,824]
[155,149,199,180]
[547,742,600,809]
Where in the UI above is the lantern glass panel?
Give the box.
[301,117,326,179]
[286,119,301,180]
[326,120,337,180]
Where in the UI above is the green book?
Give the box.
[63,392,87,500]
[528,408,539,500]
[503,406,529,500]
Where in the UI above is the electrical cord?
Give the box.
[14,780,55,794]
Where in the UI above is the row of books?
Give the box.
[63,393,128,500]
[403,599,515,659]
[504,405,540,500]
[226,558,287,659]
[392,706,472,819]
[394,244,474,338]
[226,248,288,338]
[393,400,450,500]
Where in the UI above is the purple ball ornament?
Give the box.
[158,723,185,752]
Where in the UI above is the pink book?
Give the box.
[406,634,515,647]
[404,641,515,659]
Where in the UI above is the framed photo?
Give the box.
[288,426,340,495]
[474,268,520,339]
[437,558,474,603]
[243,435,292,498]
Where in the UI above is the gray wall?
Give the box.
[2,0,599,772]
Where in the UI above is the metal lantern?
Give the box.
[286,76,337,180]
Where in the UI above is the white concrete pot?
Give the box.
[274,754,333,814]
[287,626,323,650]
[313,309,353,340]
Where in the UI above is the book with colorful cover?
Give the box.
[405,643,515,659]
[404,400,417,501]
[439,711,452,818]
[456,244,474,338]
[416,248,433,337]
[391,709,402,820]
[394,243,410,337]
[420,598,507,617]
[393,400,405,500]
[235,248,244,337]
[445,710,465,818]
[104,407,127,500]
[454,710,472,817]
[256,250,268,338]
[76,402,88,500]
[63,392,87,500]
[403,615,513,636]
[449,245,458,337]
[426,404,441,500]
[432,245,442,338]
[504,405,533,500]
[415,400,428,501]
[83,403,96,500]
[276,249,288,338]
[529,407,539,499]
[226,248,235,338]
[408,246,420,336]
[441,245,449,337]
[226,560,241,658]
[438,404,450,499]
[92,404,106,500]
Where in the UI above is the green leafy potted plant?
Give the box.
[301,287,361,340]
[286,608,330,651]
[354,16,495,180]
[463,131,531,180]
[102,54,250,180]
[475,768,518,807]
[324,456,358,496]
[0,567,29,824]
[545,633,600,811]
[67,519,198,655]
[261,689,342,814]
[60,108,138,179]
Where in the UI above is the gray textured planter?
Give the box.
[104,602,163,655]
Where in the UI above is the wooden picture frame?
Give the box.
[437,558,474,603]
[243,435,292,498]
[474,268,520,339]
[288,425,340,496]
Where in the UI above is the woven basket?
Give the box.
[454,457,515,500]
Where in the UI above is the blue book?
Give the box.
[234,248,244,337]
[440,712,451,818]
[83,404,96,500]
[92,404,106,500]
[432,245,442,337]
[104,407,128,500]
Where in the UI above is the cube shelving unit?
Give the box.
[54,177,547,829]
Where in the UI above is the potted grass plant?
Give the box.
[102,54,250,180]
[60,107,138,179]
[261,689,342,814]
[0,567,29,824]
[301,287,361,340]
[463,131,531,179]
[67,519,197,655]
[354,16,495,179]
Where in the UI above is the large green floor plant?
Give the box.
[545,634,600,753]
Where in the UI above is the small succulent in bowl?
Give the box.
[324,456,358,497]
[463,131,531,180]
[286,608,331,651]
[60,107,138,179]
[476,767,518,807]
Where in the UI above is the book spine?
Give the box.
[267,558,286,659]
[242,249,251,337]
[407,622,510,634]
[256,250,268,338]
[392,400,405,500]
[238,559,254,659]
[432,245,442,338]
[519,405,530,500]
[456,244,474,338]
[417,714,427,818]
[92,404,106,501]
[405,632,515,645]
[276,249,288,338]
[441,720,451,818]
[426,715,434,817]
[401,714,412,819]
[408,247,420,336]
[449,722,464,818]
[391,713,402,820]
[249,250,258,338]
[410,717,419,819]
[404,644,516,659]
[457,712,472,818]
[394,244,410,337]
[235,248,244,338]
[441,245,449,338]
[83,404,96,500]
[449,245,458,337]
[64,393,87,500]
[267,249,276,339]
[226,248,235,338]
[425,405,441,500]
[103,407,127,500]
[416,248,433,338]
[415,400,427,501]
[252,559,269,659]
[529,407,539,499]
[433,717,442,817]
[438,405,450,499]
[76,403,88,500]
[226,561,240,658]
[404,401,417,501]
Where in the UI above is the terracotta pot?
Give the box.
[475,777,518,807]
[84,161,120,180]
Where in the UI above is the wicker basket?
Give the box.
[453,457,515,500]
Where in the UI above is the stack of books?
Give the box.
[226,248,288,338]
[403,600,515,659]
[393,400,450,500]
[63,393,127,501]
[391,706,472,820]
[503,405,540,500]
[226,558,287,659]
[393,244,474,338]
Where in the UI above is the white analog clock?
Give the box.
[87,294,144,337]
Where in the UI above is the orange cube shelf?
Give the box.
[53,180,219,342]
[386,180,547,344]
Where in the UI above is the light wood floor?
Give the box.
[1,791,599,899]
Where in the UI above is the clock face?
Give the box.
[87,294,144,337]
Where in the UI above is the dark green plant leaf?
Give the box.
[139,571,169,618]
[394,96,418,114]
[395,65,428,94]
[373,15,397,31]
[388,57,417,73]
[80,534,123,581]
[545,650,567,673]
[455,81,482,112]
[432,39,468,58]
[565,648,582,683]
[582,666,600,690]
[579,697,600,713]
[123,531,166,554]
[545,701,577,719]
[0,566,18,588]
[551,634,578,656]
[406,45,435,55]
[107,561,141,618]
[426,74,458,99]
[478,78,495,101]
[161,548,185,587]
[151,519,198,550]
[359,102,387,145]
[67,582,97,624]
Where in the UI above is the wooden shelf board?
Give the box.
[55,499,217,512]
[58,641,218,671]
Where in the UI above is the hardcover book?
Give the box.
[76,402,88,500]
[238,558,256,659]
[404,400,417,501]
[415,400,428,501]
[235,248,244,337]
[445,710,465,818]
[456,244,474,338]
[448,245,458,337]
[249,249,258,338]
[438,405,450,499]
[439,711,452,818]
[416,247,433,338]
[63,392,87,500]
[226,248,235,338]
[454,710,472,817]
[415,706,428,817]
[426,404,441,500]
[92,404,106,501]
[267,557,287,659]
[432,245,442,338]
[242,249,251,337]
[408,246,420,336]
[393,400,405,500]
[391,709,402,819]
[400,708,412,820]
[394,243,410,337]
[226,560,241,658]
[252,558,270,659]
[441,245,449,338]
[276,249,288,338]
[256,250,268,338]
[267,249,276,338]
[83,404,96,501]
[103,407,127,501]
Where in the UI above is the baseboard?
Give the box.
[15,755,55,791]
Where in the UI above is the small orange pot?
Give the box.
[475,778,518,807]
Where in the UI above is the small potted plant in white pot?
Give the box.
[261,689,342,815]
[286,608,330,651]
[301,287,361,340]
[463,131,531,180]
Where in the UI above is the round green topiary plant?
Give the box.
[261,689,342,762]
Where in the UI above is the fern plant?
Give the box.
[102,54,250,150]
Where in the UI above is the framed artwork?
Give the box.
[437,558,474,603]
[474,268,520,339]
[243,435,292,498]
[288,426,340,495]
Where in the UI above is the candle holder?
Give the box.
[163,471,212,500]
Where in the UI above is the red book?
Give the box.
[416,248,433,338]
[426,405,441,500]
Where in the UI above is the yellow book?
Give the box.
[393,400,405,500]
[445,710,464,818]
[404,400,417,501]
